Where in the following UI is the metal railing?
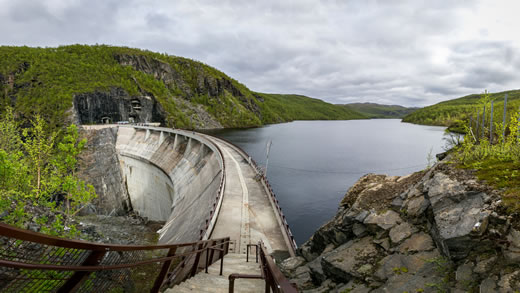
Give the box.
[207,135,298,253]
[0,222,229,293]
[229,241,298,293]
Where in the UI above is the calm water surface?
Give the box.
[208,119,446,245]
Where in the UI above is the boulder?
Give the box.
[363,210,402,231]
[389,222,414,244]
[321,237,381,283]
[425,173,491,260]
[397,232,435,253]
[505,228,520,262]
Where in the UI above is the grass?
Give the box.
[0,45,367,130]
[403,89,520,133]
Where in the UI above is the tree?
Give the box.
[21,115,58,199]
[50,124,96,219]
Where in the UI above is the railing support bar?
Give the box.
[151,247,177,293]
[57,250,106,293]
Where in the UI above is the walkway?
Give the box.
[198,134,292,256]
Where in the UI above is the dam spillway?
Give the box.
[84,125,295,257]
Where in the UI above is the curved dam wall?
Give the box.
[114,126,224,244]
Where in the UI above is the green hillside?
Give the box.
[0,45,366,130]
[341,102,418,118]
[402,90,520,133]
[256,93,367,122]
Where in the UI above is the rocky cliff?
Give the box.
[281,160,520,292]
[77,127,131,215]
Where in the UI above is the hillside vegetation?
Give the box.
[402,89,520,132]
[341,102,417,118]
[0,45,365,130]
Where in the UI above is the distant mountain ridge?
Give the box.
[340,102,418,118]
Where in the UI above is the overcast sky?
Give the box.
[1,0,519,106]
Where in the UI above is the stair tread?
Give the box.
[165,253,265,293]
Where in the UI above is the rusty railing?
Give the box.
[0,222,230,293]
[229,241,298,293]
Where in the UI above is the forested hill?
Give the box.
[0,45,366,130]
[402,89,520,132]
[341,102,418,118]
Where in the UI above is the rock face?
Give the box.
[73,87,166,125]
[281,161,520,292]
[77,127,131,215]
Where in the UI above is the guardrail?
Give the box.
[0,222,230,293]
[206,135,298,254]
[229,241,298,293]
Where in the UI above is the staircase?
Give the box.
[165,253,265,293]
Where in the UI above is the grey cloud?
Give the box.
[0,0,519,107]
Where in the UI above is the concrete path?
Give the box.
[200,135,290,256]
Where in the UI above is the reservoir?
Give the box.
[208,119,447,244]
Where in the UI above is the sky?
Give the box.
[1,0,520,107]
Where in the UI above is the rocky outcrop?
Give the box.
[281,161,520,292]
[77,127,131,215]
[114,53,262,125]
[73,87,166,125]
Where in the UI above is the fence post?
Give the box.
[482,105,486,139]
[490,100,494,143]
[151,246,178,293]
[57,250,107,293]
[476,110,480,142]
[503,93,508,142]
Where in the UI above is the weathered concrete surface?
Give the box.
[205,136,290,256]
[81,125,293,257]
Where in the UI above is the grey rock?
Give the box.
[355,210,369,222]
[497,270,520,292]
[474,256,497,275]
[321,237,380,283]
[390,197,403,211]
[398,232,435,253]
[480,278,497,293]
[308,257,326,284]
[352,223,367,237]
[363,210,402,230]
[424,173,466,208]
[389,222,414,244]
[505,228,520,262]
[374,250,440,281]
[373,237,391,251]
[455,262,474,282]
[405,195,429,217]
[280,256,306,276]
[290,265,315,290]
[336,280,371,293]
[426,173,491,260]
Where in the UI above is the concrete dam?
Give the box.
[85,125,296,257]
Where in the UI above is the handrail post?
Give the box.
[57,250,106,293]
[190,242,205,277]
[150,246,177,293]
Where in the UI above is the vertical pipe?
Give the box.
[490,101,494,143]
[503,93,509,141]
